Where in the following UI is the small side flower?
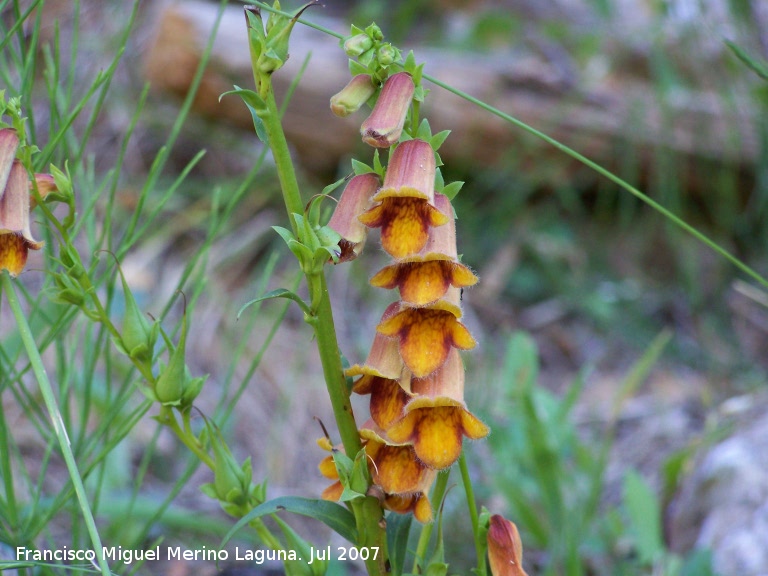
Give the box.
[327,172,379,262]
[0,129,43,277]
[488,514,529,576]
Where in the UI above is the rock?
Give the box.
[668,394,768,576]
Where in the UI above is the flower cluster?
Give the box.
[321,69,488,522]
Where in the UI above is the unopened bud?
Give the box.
[377,43,396,66]
[330,74,376,117]
[344,33,373,57]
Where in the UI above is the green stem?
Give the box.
[412,469,450,574]
[252,68,388,576]
[459,452,485,575]
[2,272,111,576]
[158,408,215,469]
[260,86,305,235]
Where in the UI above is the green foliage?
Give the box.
[487,332,717,575]
[2,2,763,576]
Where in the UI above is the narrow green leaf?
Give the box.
[237,288,312,319]
[220,86,269,142]
[387,513,413,576]
[623,470,663,563]
[724,40,768,80]
[221,496,358,546]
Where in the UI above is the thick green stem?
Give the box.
[253,76,388,576]
[260,87,305,235]
[2,272,112,576]
[459,451,485,575]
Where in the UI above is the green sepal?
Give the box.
[320,176,347,198]
[441,181,464,200]
[424,562,449,576]
[154,311,202,406]
[334,448,370,502]
[349,58,369,77]
[58,244,85,280]
[273,225,315,269]
[49,272,89,307]
[115,261,158,367]
[358,47,376,68]
[351,157,374,175]
[46,163,76,229]
[237,287,312,318]
[430,130,451,151]
[207,422,252,512]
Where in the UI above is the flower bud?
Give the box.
[115,267,157,366]
[330,74,376,118]
[29,173,57,209]
[377,43,396,66]
[343,33,373,57]
[360,72,415,148]
[487,515,529,576]
[327,173,379,261]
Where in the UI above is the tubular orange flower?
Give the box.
[370,194,478,305]
[376,288,475,378]
[488,514,529,576]
[327,172,380,262]
[361,425,436,523]
[353,375,411,431]
[359,197,449,259]
[316,428,436,523]
[358,140,449,259]
[348,304,413,429]
[1,129,43,277]
[360,72,415,148]
[384,492,433,524]
[386,350,489,469]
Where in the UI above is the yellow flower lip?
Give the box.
[369,194,478,305]
[359,196,449,259]
[385,350,489,469]
[360,72,415,148]
[376,289,475,378]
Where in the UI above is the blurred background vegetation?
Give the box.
[2,0,768,574]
